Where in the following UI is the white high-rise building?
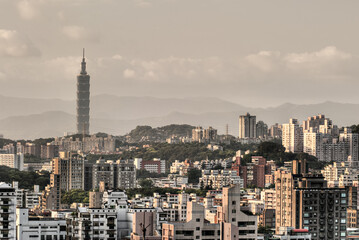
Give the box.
[282,119,303,153]
[0,153,24,170]
[303,132,323,159]
[0,182,17,240]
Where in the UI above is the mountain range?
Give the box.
[0,94,358,139]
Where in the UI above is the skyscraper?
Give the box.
[239,113,256,139]
[282,118,303,153]
[77,49,90,135]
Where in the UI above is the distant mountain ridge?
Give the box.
[0,94,357,139]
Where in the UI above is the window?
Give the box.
[196,218,200,222]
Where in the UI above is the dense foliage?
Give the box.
[0,138,15,148]
[86,154,121,163]
[138,178,154,188]
[0,166,50,190]
[241,141,326,170]
[119,142,255,163]
[351,124,359,134]
[61,189,89,205]
[187,168,202,184]
[127,124,195,142]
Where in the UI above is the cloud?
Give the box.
[62,25,99,42]
[123,69,136,79]
[17,0,40,20]
[285,46,351,64]
[112,55,123,60]
[0,29,40,57]
[245,51,281,72]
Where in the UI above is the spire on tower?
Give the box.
[80,48,87,74]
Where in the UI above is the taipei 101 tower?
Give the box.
[77,49,90,135]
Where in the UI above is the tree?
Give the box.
[139,179,154,188]
[351,124,359,134]
[0,166,50,190]
[61,189,89,205]
[187,168,202,184]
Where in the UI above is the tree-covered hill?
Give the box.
[126,124,195,142]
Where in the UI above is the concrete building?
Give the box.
[261,188,276,210]
[199,169,243,189]
[92,159,116,190]
[41,174,61,210]
[256,120,268,139]
[303,132,322,158]
[282,118,303,153]
[217,184,258,239]
[275,160,357,240]
[130,212,161,240]
[77,48,90,135]
[117,159,136,189]
[0,153,24,170]
[16,208,66,240]
[192,126,218,143]
[52,154,84,191]
[0,182,16,240]
[269,123,282,139]
[141,158,166,174]
[162,201,222,240]
[339,128,359,167]
[239,113,256,139]
[66,207,117,240]
[273,227,312,240]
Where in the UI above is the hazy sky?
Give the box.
[0,0,359,107]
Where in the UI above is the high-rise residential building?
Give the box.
[52,154,84,191]
[0,182,16,240]
[339,127,359,167]
[239,113,256,139]
[77,49,90,135]
[117,159,136,189]
[256,120,268,139]
[0,153,24,170]
[268,123,282,139]
[92,159,116,190]
[192,126,218,143]
[275,160,357,239]
[282,118,303,153]
[303,132,322,158]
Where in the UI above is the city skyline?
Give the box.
[0,0,358,107]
